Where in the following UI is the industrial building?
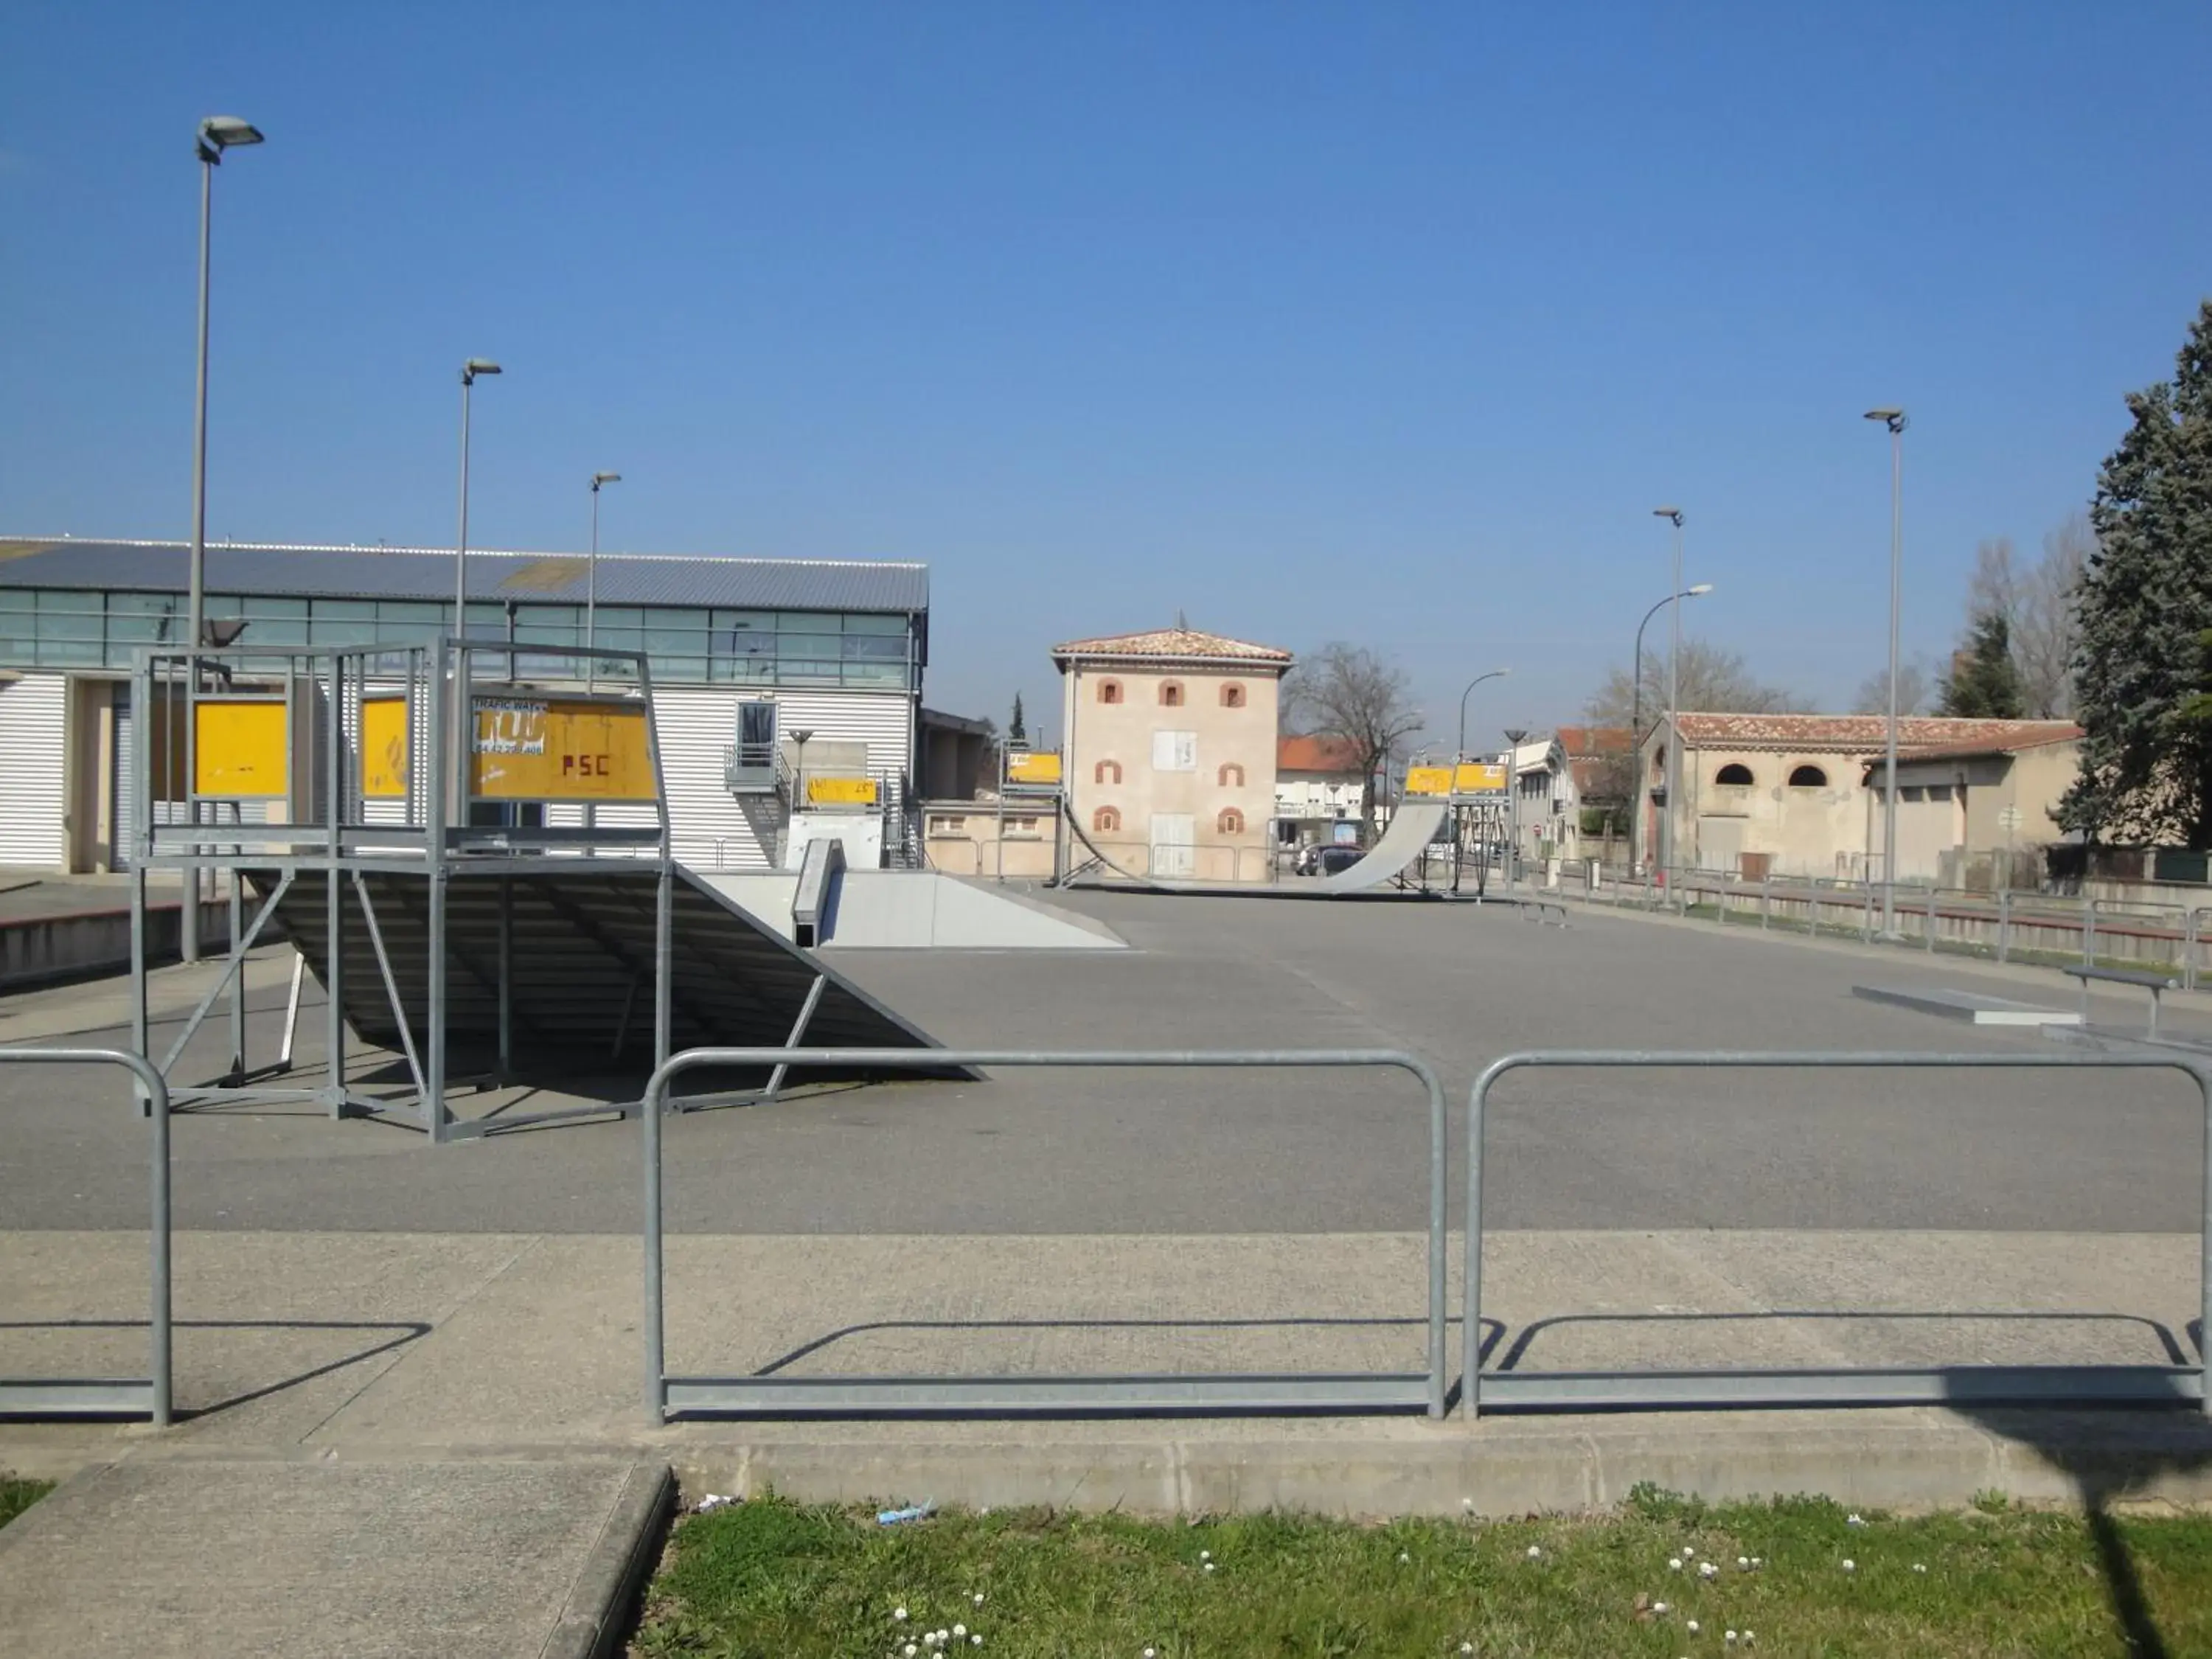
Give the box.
[0,536,934,873]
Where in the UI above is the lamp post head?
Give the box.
[1864,406,1907,434]
[1652,506,1684,526]
[1686,582,1714,597]
[591,471,622,490]
[196,116,264,164]
[462,358,502,385]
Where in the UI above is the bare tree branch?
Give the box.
[1850,655,1934,716]
[2016,512,2087,719]
[1285,642,1422,826]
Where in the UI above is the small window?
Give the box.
[1715,762,1755,786]
[1927,784,1952,801]
[1218,807,1245,835]
[1093,806,1121,833]
[928,815,965,835]
[1901,785,1925,802]
[1007,815,1040,838]
[1220,683,1247,709]
[1097,678,1123,705]
[1787,764,1827,787]
[1217,762,1245,787]
[1159,681,1185,707]
[1094,759,1122,785]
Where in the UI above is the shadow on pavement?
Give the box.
[0,1317,431,1417]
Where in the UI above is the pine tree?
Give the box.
[1937,613,2023,718]
[2064,300,2212,846]
[1009,692,1027,744]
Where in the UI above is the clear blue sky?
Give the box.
[5,3,2208,745]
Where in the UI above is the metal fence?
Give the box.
[0,1048,172,1425]
[1560,865,2212,987]
[641,1046,1447,1419]
[1464,1050,2212,1418]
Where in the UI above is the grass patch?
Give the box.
[633,1489,2212,1658]
[0,1475,53,1531]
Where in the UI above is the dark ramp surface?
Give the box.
[251,862,959,1080]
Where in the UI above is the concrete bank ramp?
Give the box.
[696,869,1124,950]
[0,1458,672,1659]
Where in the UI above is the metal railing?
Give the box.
[0,1048,172,1425]
[1464,1050,2212,1418]
[642,1046,1447,1419]
[1562,866,2212,988]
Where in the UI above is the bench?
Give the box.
[1519,899,1569,928]
[2063,963,2181,1038]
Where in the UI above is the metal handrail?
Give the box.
[642,1046,1447,1420]
[0,1048,172,1425]
[1465,1050,2212,1418]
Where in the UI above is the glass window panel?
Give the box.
[841,612,908,635]
[240,613,309,648]
[779,633,840,660]
[313,599,377,620]
[514,619,580,650]
[716,609,775,633]
[0,591,32,613]
[776,611,840,633]
[717,655,776,684]
[37,635,103,666]
[841,659,908,686]
[108,592,178,616]
[643,607,708,630]
[376,601,442,627]
[777,658,842,683]
[842,633,907,659]
[596,607,645,630]
[310,616,381,647]
[647,654,709,683]
[37,608,103,641]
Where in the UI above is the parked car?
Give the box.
[1312,844,1368,876]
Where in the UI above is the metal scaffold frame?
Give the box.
[128,636,676,1142]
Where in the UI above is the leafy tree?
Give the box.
[1281,642,1422,827]
[2064,300,2212,846]
[1938,613,2024,717]
[1009,692,1026,745]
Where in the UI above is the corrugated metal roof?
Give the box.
[0,538,928,613]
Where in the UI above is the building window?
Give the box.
[1093,806,1121,833]
[1715,762,1755,786]
[928,815,965,835]
[1097,678,1123,705]
[1218,762,1245,787]
[1901,785,1926,802]
[1094,759,1122,785]
[1218,807,1245,835]
[1220,682,1247,709]
[1787,764,1827,787]
[1152,730,1197,772]
[1159,681,1185,707]
[1007,815,1041,838]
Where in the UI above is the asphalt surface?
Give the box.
[1,888,2203,1235]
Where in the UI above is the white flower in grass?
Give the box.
[953,1625,967,1639]
[894,1608,908,1623]
[1668,1557,1683,1571]
[974,1594,986,1607]
[972,1638,982,1649]
[1686,1619,1700,1634]
[1526,1543,1543,1559]
[1846,1513,1865,1526]
[1841,1559,1855,1572]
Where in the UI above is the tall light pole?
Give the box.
[1632,582,1712,872]
[588,470,621,680]
[185,115,264,964]
[455,359,502,631]
[1865,408,1907,936]
[1502,726,1531,888]
[1452,667,1511,895]
[1652,507,1686,895]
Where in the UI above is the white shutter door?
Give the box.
[1151,730,1196,772]
[0,675,66,867]
[1150,813,1195,877]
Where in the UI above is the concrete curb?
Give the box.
[542,1460,674,1659]
[660,1415,2212,1518]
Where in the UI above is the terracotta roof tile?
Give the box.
[1051,626,1293,664]
[1277,734,1365,774]
[1669,713,2079,754]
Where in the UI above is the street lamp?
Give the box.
[455,359,503,630]
[1652,508,1686,896]
[1451,668,1511,895]
[588,470,621,677]
[1632,582,1712,874]
[184,115,264,964]
[1502,726,1531,889]
[1865,407,1907,936]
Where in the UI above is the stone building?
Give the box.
[1056,627,1293,883]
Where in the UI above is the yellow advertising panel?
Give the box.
[361,696,409,799]
[1405,762,1508,798]
[1006,751,1062,785]
[194,699,289,799]
[805,775,880,807]
[470,696,659,802]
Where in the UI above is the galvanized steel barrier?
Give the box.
[1464,1050,2212,1418]
[0,1048,172,1425]
[643,1047,1447,1419]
